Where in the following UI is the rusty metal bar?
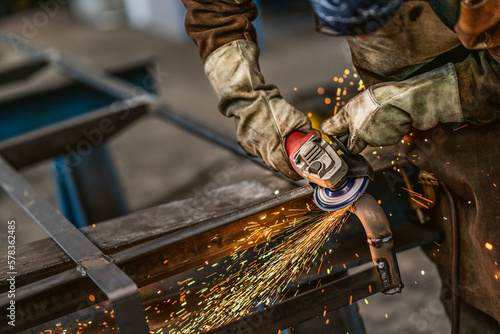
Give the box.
[0,176,295,289]
[0,188,440,332]
[114,186,313,264]
[0,186,311,332]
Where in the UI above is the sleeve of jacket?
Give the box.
[180,0,259,63]
[454,48,500,125]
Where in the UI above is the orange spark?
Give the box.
[410,197,430,209]
[453,124,468,131]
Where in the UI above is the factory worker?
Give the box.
[317,1,500,332]
[181,0,500,332]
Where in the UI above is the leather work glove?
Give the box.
[321,63,464,154]
[205,40,319,180]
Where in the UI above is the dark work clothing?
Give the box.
[181,0,258,63]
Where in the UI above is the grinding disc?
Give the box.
[314,177,369,211]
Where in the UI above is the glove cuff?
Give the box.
[372,63,464,130]
[205,40,264,102]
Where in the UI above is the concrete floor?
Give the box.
[0,6,450,333]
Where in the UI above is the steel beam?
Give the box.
[0,176,296,288]
[0,186,313,332]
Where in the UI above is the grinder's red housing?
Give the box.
[285,131,316,178]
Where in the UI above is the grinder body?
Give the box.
[286,131,372,211]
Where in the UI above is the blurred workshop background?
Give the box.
[0,1,450,333]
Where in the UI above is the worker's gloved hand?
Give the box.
[205,40,319,180]
[321,63,464,154]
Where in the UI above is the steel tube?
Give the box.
[353,194,403,293]
[0,190,441,331]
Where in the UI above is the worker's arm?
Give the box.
[181,0,318,179]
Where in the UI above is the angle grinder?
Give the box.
[286,131,374,211]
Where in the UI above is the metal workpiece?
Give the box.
[0,156,149,334]
[114,185,313,265]
[352,194,403,294]
[0,172,442,332]
[0,184,313,332]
